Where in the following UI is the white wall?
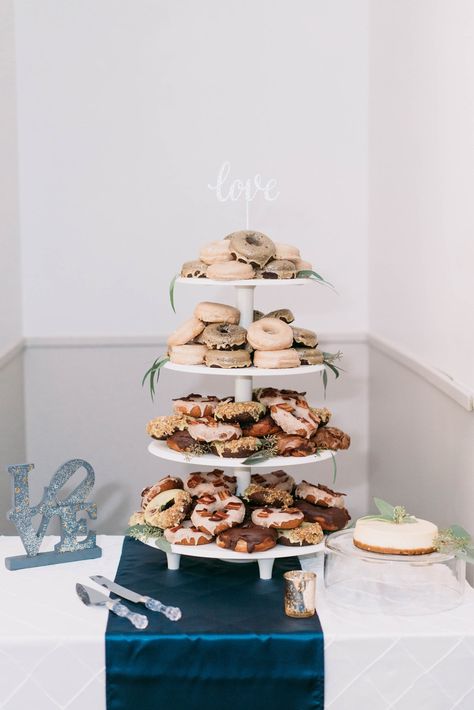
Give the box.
[369,0,474,389]
[15,0,369,339]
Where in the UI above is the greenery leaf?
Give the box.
[142,356,169,400]
[169,273,179,313]
[330,452,337,484]
[296,269,336,291]
[373,498,395,518]
[241,449,275,465]
[126,523,164,543]
[154,537,172,554]
[322,368,328,399]
[449,524,471,542]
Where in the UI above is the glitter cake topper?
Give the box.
[5,459,102,570]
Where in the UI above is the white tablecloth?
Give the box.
[1,535,474,710]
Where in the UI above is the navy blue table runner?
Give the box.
[106,537,324,710]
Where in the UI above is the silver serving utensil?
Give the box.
[76,583,148,629]
[90,575,182,621]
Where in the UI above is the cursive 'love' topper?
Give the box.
[5,459,102,570]
[208,161,280,228]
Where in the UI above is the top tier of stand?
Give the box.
[176,277,309,288]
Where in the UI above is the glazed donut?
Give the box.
[258,260,296,280]
[141,476,184,509]
[251,470,295,492]
[294,500,351,531]
[313,426,351,450]
[191,491,245,535]
[164,520,214,546]
[243,484,293,508]
[310,407,332,427]
[294,259,312,272]
[251,506,304,530]
[277,522,323,546]
[210,436,261,458]
[166,430,199,453]
[184,469,237,496]
[206,261,255,281]
[296,348,324,365]
[214,401,266,424]
[292,327,318,348]
[199,240,233,265]
[144,489,192,529]
[205,349,251,368]
[265,308,295,324]
[274,433,317,457]
[295,482,346,509]
[128,511,145,526]
[217,525,277,553]
[187,416,242,442]
[247,317,293,351]
[193,301,240,325]
[167,317,205,347]
[253,309,265,321]
[269,401,319,439]
[241,414,282,437]
[181,260,208,278]
[201,323,247,350]
[169,344,208,365]
[172,394,225,418]
[146,414,188,440]
[228,230,275,268]
[274,243,300,261]
[253,349,300,369]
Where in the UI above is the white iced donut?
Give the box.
[167,317,205,347]
[187,416,242,442]
[199,240,233,265]
[251,506,304,529]
[253,349,300,369]
[191,491,245,535]
[274,243,301,261]
[184,469,237,496]
[169,344,208,365]
[247,317,293,351]
[270,402,319,439]
[193,301,240,324]
[164,520,214,545]
[206,262,255,281]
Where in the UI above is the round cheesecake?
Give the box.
[353,517,438,555]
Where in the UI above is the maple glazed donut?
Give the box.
[169,344,208,365]
[193,301,240,325]
[265,308,295,323]
[296,348,324,365]
[247,317,293,351]
[181,260,208,278]
[274,243,301,261]
[191,491,245,535]
[258,259,296,279]
[253,349,300,369]
[184,469,237,496]
[164,520,214,546]
[206,261,255,281]
[144,489,192,529]
[167,317,205,348]
[228,230,276,268]
[199,240,233,265]
[217,525,277,553]
[251,507,304,530]
[141,476,183,509]
[201,323,247,350]
[292,327,318,348]
[205,349,251,368]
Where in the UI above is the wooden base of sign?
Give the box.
[5,545,102,570]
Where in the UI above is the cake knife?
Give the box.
[90,575,182,620]
[76,583,148,629]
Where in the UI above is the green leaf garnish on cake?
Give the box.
[361,498,417,524]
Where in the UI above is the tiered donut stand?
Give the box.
[148,277,334,579]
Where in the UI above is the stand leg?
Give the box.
[235,285,255,329]
[166,552,181,570]
[234,466,251,495]
[235,376,253,402]
[258,558,275,580]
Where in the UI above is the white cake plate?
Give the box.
[163,361,324,378]
[175,277,309,288]
[144,538,324,580]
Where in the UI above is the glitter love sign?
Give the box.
[5,459,101,570]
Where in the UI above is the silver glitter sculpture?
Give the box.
[5,458,102,570]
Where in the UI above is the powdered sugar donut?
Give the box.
[206,261,255,281]
[169,344,208,365]
[187,416,242,442]
[199,240,233,265]
[253,349,300,369]
[191,491,245,535]
[275,243,300,261]
[167,317,205,347]
[247,317,293,351]
[164,520,214,545]
[184,469,237,496]
[193,301,240,325]
[251,506,304,529]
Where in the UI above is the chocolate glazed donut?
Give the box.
[217,525,277,553]
[294,500,350,531]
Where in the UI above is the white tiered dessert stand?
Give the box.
[147,277,336,579]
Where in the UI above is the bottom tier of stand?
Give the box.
[144,538,325,580]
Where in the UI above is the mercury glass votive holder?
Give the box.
[284,570,316,618]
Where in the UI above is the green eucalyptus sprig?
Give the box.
[434,525,474,563]
[126,523,172,553]
[169,273,179,313]
[361,497,417,524]
[297,269,336,291]
[321,351,345,397]
[142,355,169,400]
[241,435,277,465]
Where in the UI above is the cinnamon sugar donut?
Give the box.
[201,323,247,350]
[251,506,304,530]
[206,262,255,281]
[184,469,237,496]
[253,349,300,369]
[228,230,275,268]
[144,489,192,529]
[191,491,245,535]
[247,317,293,351]
[164,520,214,546]
[141,476,183,509]
[217,525,277,553]
[172,394,224,418]
[146,414,188,440]
[167,317,205,347]
[199,240,233,265]
[169,344,208,365]
[187,416,242,442]
[193,302,240,325]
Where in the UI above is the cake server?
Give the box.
[90,575,182,620]
[76,583,148,629]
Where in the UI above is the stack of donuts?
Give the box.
[167,301,324,369]
[146,388,351,459]
[129,471,351,553]
[180,230,313,281]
